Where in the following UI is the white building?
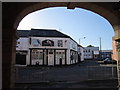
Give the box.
[83,47,99,60]
[16,30,29,65]
[16,29,84,66]
[78,45,84,62]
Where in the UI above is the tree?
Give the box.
[87,45,94,47]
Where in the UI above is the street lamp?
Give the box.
[79,37,86,45]
[99,37,102,60]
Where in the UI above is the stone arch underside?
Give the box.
[2,2,120,89]
[14,2,119,30]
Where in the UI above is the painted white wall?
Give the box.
[80,47,84,61]
[66,49,70,65]
[16,38,29,50]
[84,47,99,59]
[70,39,78,51]
[29,37,70,49]
[29,37,71,65]
[26,50,30,65]
[17,36,79,65]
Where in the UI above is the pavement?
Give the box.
[15,60,118,89]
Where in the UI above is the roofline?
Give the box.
[31,28,56,31]
[17,29,81,45]
[78,44,84,48]
[30,28,79,44]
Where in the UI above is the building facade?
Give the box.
[16,29,83,66]
[83,47,99,60]
[16,31,29,65]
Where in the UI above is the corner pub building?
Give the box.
[16,29,81,66]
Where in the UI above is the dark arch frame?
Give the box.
[2,2,120,89]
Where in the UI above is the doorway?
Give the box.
[16,53,26,65]
[48,49,54,65]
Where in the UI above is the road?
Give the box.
[15,60,118,89]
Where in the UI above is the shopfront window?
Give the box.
[56,50,65,65]
[32,50,43,60]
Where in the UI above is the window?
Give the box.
[62,52,65,54]
[32,50,43,60]
[49,51,53,54]
[89,49,90,52]
[38,52,43,59]
[17,41,20,44]
[33,39,40,46]
[58,40,63,47]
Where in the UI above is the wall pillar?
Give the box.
[2,28,18,89]
[113,25,120,87]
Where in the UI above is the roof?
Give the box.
[84,47,99,50]
[101,50,112,52]
[17,30,30,37]
[29,29,70,38]
[78,44,84,48]
[17,29,70,38]
[17,29,79,44]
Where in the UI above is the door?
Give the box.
[48,50,54,65]
[16,53,26,65]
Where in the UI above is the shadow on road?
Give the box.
[15,60,118,89]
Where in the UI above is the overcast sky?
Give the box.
[17,7,114,50]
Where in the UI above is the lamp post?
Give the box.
[79,37,86,45]
[99,37,102,60]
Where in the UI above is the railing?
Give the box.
[15,65,117,83]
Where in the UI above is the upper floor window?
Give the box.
[42,39,54,46]
[17,41,20,44]
[58,40,63,47]
[33,39,40,46]
[89,49,90,52]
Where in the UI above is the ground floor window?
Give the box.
[56,50,65,65]
[31,49,43,65]
[32,50,43,60]
[70,50,78,64]
[30,49,66,66]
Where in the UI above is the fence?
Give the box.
[15,65,117,83]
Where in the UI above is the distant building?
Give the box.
[16,29,84,66]
[100,50,112,60]
[83,47,99,60]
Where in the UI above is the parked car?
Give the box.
[103,58,117,64]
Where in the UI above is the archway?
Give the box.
[2,2,120,89]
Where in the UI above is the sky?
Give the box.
[17,7,115,50]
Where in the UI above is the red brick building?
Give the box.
[112,39,118,61]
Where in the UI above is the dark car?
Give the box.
[103,58,117,64]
